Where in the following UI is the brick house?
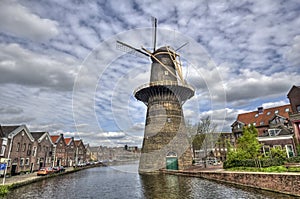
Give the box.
[51,134,67,167]
[0,125,35,175]
[31,132,54,171]
[64,137,76,167]
[75,139,86,165]
[231,104,296,158]
[287,85,300,144]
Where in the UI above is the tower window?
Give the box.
[167,118,171,123]
[164,71,168,75]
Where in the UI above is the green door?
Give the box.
[166,157,178,170]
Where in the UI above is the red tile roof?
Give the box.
[237,104,291,126]
[50,135,60,143]
[64,138,72,145]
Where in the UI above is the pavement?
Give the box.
[1,167,74,186]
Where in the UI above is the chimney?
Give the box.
[258,107,263,114]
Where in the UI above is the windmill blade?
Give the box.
[151,16,157,52]
[116,40,149,57]
[175,42,189,51]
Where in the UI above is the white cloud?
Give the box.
[0,43,77,91]
[0,0,59,41]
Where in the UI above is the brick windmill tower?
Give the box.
[117,18,194,173]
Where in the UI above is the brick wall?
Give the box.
[163,170,300,196]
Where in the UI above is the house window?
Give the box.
[255,114,258,118]
[286,145,294,158]
[37,158,40,164]
[263,145,270,156]
[22,143,26,152]
[267,111,271,115]
[268,129,281,136]
[260,121,264,125]
[253,123,256,126]
[16,143,20,152]
[32,147,37,157]
[0,146,6,156]
[27,144,31,156]
[297,105,300,113]
[164,71,168,75]
[285,108,290,112]
[167,118,171,123]
[25,158,29,165]
[275,110,279,114]
[20,158,24,166]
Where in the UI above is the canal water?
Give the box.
[4,162,298,199]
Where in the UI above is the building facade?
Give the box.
[75,140,86,165]
[288,85,300,144]
[231,104,296,158]
[51,134,67,167]
[0,125,35,175]
[65,137,76,167]
[31,132,54,171]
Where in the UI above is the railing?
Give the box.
[134,80,194,95]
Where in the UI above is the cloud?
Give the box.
[1,0,300,147]
[0,106,23,114]
[286,35,300,68]
[0,0,59,41]
[0,43,77,91]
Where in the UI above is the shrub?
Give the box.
[224,157,285,169]
[285,156,300,163]
[0,185,9,196]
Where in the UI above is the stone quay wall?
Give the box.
[162,170,300,197]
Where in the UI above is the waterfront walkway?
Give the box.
[2,167,74,186]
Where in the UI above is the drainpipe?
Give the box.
[2,135,13,185]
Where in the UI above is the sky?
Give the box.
[0,0,300,147]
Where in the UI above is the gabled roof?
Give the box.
[75,139,84,147]
[259,125,293,137]
[287,85,300,98]
[236,104,291,127]
[31,132,45,140]
[32,132,53,144]
[0,125,34,142]
[50,135,60,143]
[0,125,20,137]
[64,137,74,145]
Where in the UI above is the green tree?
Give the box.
[227,125,262,161]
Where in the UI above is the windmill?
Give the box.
[117,17,194,173]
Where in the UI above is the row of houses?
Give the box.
[0,125,86,176]
[86,145,140,163]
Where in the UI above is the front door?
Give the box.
[11,164,17,176]
[166,151,178,170]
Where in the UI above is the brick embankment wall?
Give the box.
[162,170,300,197]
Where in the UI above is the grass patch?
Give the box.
[227,166,288,173]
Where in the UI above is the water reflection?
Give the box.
[140,174,192,199]
[4,163,300,199]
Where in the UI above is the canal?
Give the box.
[4,162,298,199]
